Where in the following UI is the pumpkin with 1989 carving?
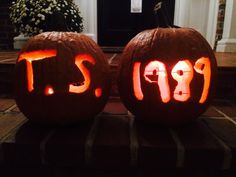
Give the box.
[118,27,217,126]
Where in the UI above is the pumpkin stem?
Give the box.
[153,1,179,28]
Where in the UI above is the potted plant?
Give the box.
[9,0,83,49]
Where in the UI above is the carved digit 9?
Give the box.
[194,57,211,103]
[171,60,193,102]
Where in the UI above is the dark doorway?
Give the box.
[97,0,175,47]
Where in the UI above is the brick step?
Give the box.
[0,97,236,176]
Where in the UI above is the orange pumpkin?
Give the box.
[118,28,217,126]
[15,32,111,125]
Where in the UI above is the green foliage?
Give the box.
[9,0,83,36]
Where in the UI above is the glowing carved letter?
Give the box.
[133,62,144,100]
[95,87,102,98]
[144,61,170,103]
[69,54,96,94]
[18,50,57,92]
[194,57,211,103]
[171,60,193,102]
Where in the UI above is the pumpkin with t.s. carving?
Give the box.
[118,28,217,126]
[15,32,111,125]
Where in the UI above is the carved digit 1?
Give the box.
[144,61,170,103]
[18,50,57,92]
[133,62,144,101]
[171,60,193,102]
[194,57,211,104]
[69,54,95,94]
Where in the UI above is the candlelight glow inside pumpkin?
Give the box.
[44,85,54,96]
[15,32,111,125]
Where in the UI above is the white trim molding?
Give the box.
[174,0,219,48]
[206,0,219,49]
[75,0,97,42]
[216,0,236,52]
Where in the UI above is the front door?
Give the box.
[97,0,175,47]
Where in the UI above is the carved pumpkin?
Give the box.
[118,28,217,126]
[15,32,111,125]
